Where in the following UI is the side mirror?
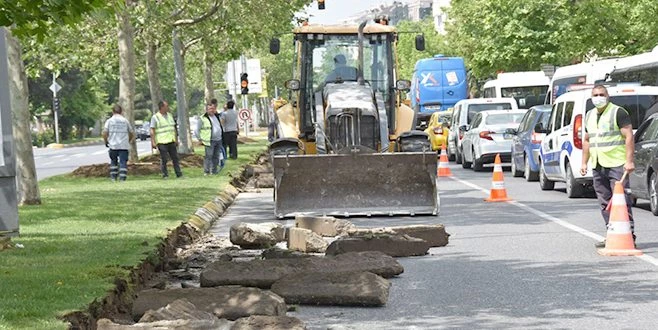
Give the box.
[269,38,280,55]
[505,128,517,135]
[460,125,469,132]
[415,34,425,51]
[396,79,411,91]
[284,79,300,91]
[534,123,546,133]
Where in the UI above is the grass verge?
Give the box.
[0,140,267,330]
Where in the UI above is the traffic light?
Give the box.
[53,97,60,113]
[318,0,325,10]
[240,73,249,95]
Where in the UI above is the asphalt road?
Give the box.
[33,140,153,180]
[211,161,658,330]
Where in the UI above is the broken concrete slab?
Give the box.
[138,299,215,323]
[261,247,310,260]
[231,315,306,330]
[229,222,286,249]
[271,271,390,306]
[132,287,286,321]
[254,173,274,188]
[325,234,430,257]
[200,251,403,288]
[97,318,233,330]
[288,227,328,253]
[295,216,355,237]
[348,224,450,247]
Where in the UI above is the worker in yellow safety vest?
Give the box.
[581,85,635,249]
[150,100,183,178]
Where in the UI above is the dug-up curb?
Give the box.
[187,185,240,232]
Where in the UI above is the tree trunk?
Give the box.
[145,41,163,114]
[203,49,214,104]
[6,30,40,205]
[117,5,138,162]
[172,30,193,154]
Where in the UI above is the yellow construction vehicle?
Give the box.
[268,20,438,218]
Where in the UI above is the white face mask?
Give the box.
[591,96,608,108]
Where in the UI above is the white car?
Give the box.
[538,85,658,197]
[461,109,528,171]
[447,98,519,163]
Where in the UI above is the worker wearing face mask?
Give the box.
[581,85,635,249]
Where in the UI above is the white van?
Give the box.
[482,71,549,108]
[538,85,658,198]
[448,98,518,163]
[607,46,658,86]
[546,58,618,104]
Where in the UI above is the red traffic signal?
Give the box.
[318,0,325,10]
[240,73,249,95]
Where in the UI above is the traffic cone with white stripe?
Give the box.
[437,144,452,177]
[598,181,642,256]
[485,154,511,202]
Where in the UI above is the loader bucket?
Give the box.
[272,152,438,218]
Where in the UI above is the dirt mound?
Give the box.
[72,154,205,178]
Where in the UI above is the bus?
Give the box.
[482,71,549,108]
[545,58,618,104]
[608,45,658,86]
[410,55,467,127]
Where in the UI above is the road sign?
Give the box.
[238,108,252,122]
[49,82,62,94]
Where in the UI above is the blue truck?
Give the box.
[410,55,467,127]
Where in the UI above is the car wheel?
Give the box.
[565,165,584,198]
[461,148,471,169]
[511,153,523,177]
[472,148,484,172]
[650,172,658,216]
[539,160,554,190]
[525,154,539,182]
[448,144,456,161]
[455,147,463,164]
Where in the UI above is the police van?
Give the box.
[538,85,658,198]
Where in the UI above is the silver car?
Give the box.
[461,109,528,171]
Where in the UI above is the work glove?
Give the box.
[105,142,109,148]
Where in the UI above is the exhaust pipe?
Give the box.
[357,20,367,86]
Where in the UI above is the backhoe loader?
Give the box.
[268,20,438,218]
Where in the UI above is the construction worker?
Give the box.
[102,104,134,181]
[195,99,224,175]
[581,85,635,248]
[150,100,183,179]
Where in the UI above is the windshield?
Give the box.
[299,33,394,134]
[485,113,525,125]
[501,85,548,108]
[467,103,513,123]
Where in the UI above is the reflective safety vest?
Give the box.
[585,103,626,168]
[153,112,176,144]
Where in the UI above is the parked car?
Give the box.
[136,122,150,140]
[461,109,528,171]
[538,85,658,198]
[629,113,658,215]
[447,97,519,163]
[424,110,452,152]
[509,105,552,181]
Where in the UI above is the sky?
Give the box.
[299,0,409,24]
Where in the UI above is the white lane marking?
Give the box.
[52,154,66,158]
[92,149,107,155]
[41,161,54,166]
[73,153,86,158]
[450,176,658,268]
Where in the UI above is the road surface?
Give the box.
[210,162,658,329]
[33,141,153,180]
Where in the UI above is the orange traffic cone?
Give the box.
[598,181,642,256]
[437,144,452,177]
[485,154,511,202]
